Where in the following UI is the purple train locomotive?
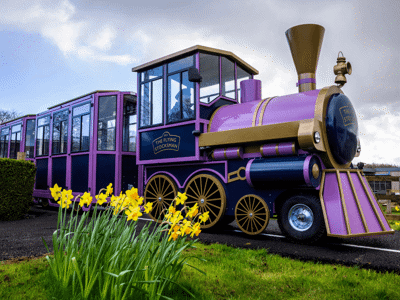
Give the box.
[132,24,394,242]
[0,115,36,161]
[31,90,138,210]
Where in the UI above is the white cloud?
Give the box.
[0,0,136,65]
[353,112,400,165]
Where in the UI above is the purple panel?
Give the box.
[209,89,320,133]
[323,173,347,235]
[340,173,365,234]
[261,144,276,156]
[245,159,254,187]
[360,174,391,231]
[260,89,320,126]
[303,155,311,186]
[350,173,382,232]
[278,142,296,155]
[241,79,262,103]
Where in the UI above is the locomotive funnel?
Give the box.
[285,24,325,92]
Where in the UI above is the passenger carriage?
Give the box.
[32,90,138,210]
[0,115,36,161]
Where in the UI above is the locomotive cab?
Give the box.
[132,45,258,169]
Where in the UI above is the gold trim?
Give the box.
[228,167,247,183]
[275,144,279,156]
[292,142,296,154]
[312,164,320,179]
[327,230,394,238]
[260,145,264,156]
[207,105,228,133]
[258,97,276,126]
[346,171,369,233]
[336,170,351,234]
[319,170,331,235]
[237,147,240,158]
[356,171,387,231]
[211,151,215,160]
[224,148,227,159]
[132,45,259,75]
[199,120,302,147]
[314,86,349,169]
[252,98,269,127]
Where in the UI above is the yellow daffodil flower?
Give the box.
[396,206,399,212]
[79,192,92,207]
[396,222,400,226]
[126,205,142,221]
[190,223,201,238]
[175,192,187,205]
[168,230,180,241]
[186,203,199,218]
[180,219,191,236]
[144,202,153,213]
[126,187,139,200]
[50,184,62,201]
[95,193,108,206]
[106,183,113,196]
[199,211,209,223]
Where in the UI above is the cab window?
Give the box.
[36,116,50,156]
[0,127,9,158]
[167,55,195,123]
[199,53,219,104]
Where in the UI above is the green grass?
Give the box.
[1,240,400,300]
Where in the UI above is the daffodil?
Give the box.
[95,193,108,205]
[126,187,139,200]
[180,219,191,236]
[168,230,180,241]
[186,203,199,218]
[396,206,399,212]
[50,184,62,201]
[126,205,142,221]
[144,202,153,213]
[106,183,113,196]
[79,192,92,207]
[199,211,209,223]
[57,189,73,209]
[190,222,201,238]
[175,192,187,205]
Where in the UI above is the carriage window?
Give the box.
[123,95,137,152]
[221,57,235,99]
[237,65,251,103]
[25,119,35,158]
[98,96,116,151]
[72,103,90,152]
[200,53,219,104]
[10,124,22,159]
[168,71,194,123]
[0,127,9,158]
[36,116,50,156]
[140,65,163,128]
[52,110,69,155]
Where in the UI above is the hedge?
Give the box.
[0,158,36,221]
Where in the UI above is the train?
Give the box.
[0,24,394,242]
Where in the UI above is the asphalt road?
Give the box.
[1,205,400,274]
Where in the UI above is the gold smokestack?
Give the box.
[285,24,325,92]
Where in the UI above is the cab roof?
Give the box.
[131,45,259,75]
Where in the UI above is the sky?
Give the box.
[0,0,399,165]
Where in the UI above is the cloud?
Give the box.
[0,0,136,65]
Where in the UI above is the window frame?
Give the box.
[71,101,92,153]
[36,115,51,157]
[97,95,117,151]
[139,66,164,129]
[52,109,69,155]
[9,123,22,159]
[123,96,137,152]
[0,126,10,158]
[25,119,36,158]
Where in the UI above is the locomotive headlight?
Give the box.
[355,137,361,157]
[314,131,321,144]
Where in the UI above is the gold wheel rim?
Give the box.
[235,194,270,235]
[184,174,226,229]
[144,175,177,223]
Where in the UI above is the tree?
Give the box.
[0,109,21,124]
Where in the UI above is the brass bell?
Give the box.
[334,51,352,87]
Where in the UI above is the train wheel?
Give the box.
[144,175,178,223]
[235,195,270,235]
[277,194,326,243]
[41,198,49,208]
[184,174,226,229]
